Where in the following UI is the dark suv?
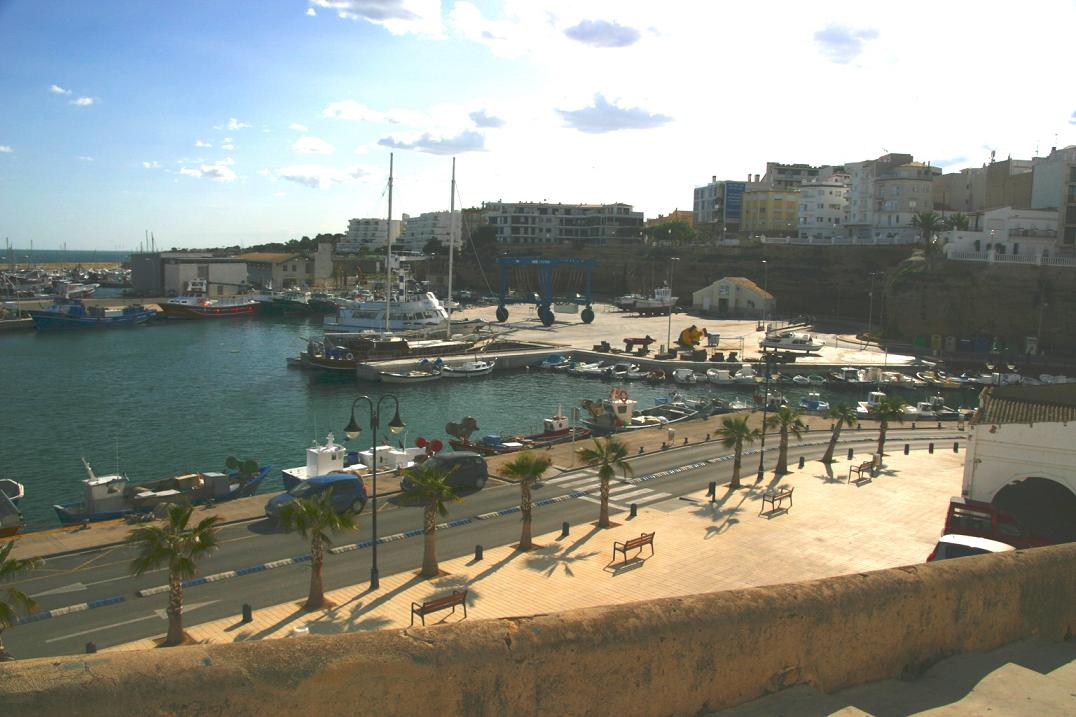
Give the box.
[401,452,488,491]
[265,474,368,519]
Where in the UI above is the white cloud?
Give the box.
[378,129,485,154]
[49,84,71,95]
[322,100,385,122]
[142,161,160,169]
[220,138,236,150]
[292,136,336,154]
[289,123,309,132]
[309,0,441,36]
[813,24,880,64]
[563,20,641,48]
[469,109,505,128]
[194,139,213,148]
[306,7,316,16]
[214,117,251,131]
[77,156,94,162]
[557,94,672,133]
[258,168,271,177]
[274,191,286,197]
[179,160,238,182]
[0,145,13,154]
[275,163,368,189]
[70,97,95,107]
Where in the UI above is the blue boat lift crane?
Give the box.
[494,256,596,326]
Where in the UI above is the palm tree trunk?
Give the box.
[164,570,185,646]
[306,533,324,609]
[520,482,533,550]
[421,504,439,577]
[775,428,789,474]
[822,424,842,463]
[598,472,610,528]
[877,420,888,457]
[731,444,742,489]
[0,628,8,658]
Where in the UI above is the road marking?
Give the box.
[45,614,156,643]
[152,599,219,620]
[632,492,673,505]
[578,495,627,511]
[29,582,88,598]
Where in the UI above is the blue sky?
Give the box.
[1,0,1074,250]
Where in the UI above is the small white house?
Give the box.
[692,277,775,318]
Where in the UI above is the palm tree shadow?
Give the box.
[320,573,426,629]
[523,544,600,577]
[238,605,310,641]
[690,487,751,539]
[818,463,843,483]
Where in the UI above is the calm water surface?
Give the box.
[1,317,973,528]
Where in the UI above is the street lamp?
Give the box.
[867,272,881,339]
[665,257,680,355]
[756,349,776,483]
[343,394,406,590]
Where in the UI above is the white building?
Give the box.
[484,201,644,245]
[845,153,941,243]
[340,216,406,252]
[942,207,1060,258]
[1030,145,1076,252]
[396,210,461,254]
[691,276,775,318]
[797,167,849,241]
[962,384,1076,544]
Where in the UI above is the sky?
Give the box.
[1,0,1074,250]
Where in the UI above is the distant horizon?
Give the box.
[2,1,1074,250]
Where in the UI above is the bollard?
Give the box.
[830,423,835,431]
[638,446,644,454]
[241,603,253,624]
[929,442,934,454]
[561,521,570,538]
[683,437,688,446]
[474,544,484,561]
[912,422,916,430]
[86,642,97,654]
[805,425,810,432]
[705,433,711,441]
[629,503,638,518]
[904,443,910,455]
[847,448,854,460]
[798,456,805,469]
[953,442,959,453]
[707,481,717,498]
[856,424,861,431]
[937,421,942,429]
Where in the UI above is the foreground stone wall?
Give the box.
[3,544,1074,716]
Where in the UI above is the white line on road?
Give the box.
[44,600,222,643]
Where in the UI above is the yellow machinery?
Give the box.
[677,325,707,348]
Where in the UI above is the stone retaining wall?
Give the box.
[3,543,1073,716]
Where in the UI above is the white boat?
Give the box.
[632,285,676,313]
[536,354,568,370]
[759,330,824,353]
[577,362,609,378]
[0,478,24,506]
[733,364,758,384]
[833,366,872,385]
[441,358,495,378]
[791,374,811,385]
[855,391,888,417]
[727,396,751,411]
[706,368,734,385]
[672,368,698,384]
[567,361,602,377]
[602,362,640,380]
[324,283,449,333]
[799,391,830,413]
[380,364,443,384]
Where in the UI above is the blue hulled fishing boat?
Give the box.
[28,299,156,329]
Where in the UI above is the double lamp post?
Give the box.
[343,394,405,590]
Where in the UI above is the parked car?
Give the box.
[926,533,1016,562]
[401,452,488,491]
[265,473,368,519]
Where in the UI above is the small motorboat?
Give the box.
[791,374,811,385]
[754,389,787,410]
[577,362,609,379]
[727,396,751,411]
[807,374,827,386]
[799,391,830,413]
[672,368,698,384]
[855,391,888,417]
[733,365,759,384]
[0,477,25,506]
[0,487,23,538]
[706,368,735,385]
[759,330,825,353]
[646,368,666,383]
[380,358,443,384]
[536,354,568,370]
[441,358,495,378]
[602,362,639,381]
[567,361,602,377]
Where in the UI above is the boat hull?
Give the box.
[159,302,259,319]
[28,309,155,329]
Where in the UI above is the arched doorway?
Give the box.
[993,477,1076,544]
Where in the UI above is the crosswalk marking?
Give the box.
[632,492,672,505]
[578,495,627,511]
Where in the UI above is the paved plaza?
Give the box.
[110,449,961,651]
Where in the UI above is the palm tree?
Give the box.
[869,395,908,458]
[401,462,460,578]
[766,405,807,475]
[576,437,632,528]
[821,403,858,463]
[714,416,760,490]
[126,503,221,646]
[944,212,970,231]
[910,211,945,245]
[501,451,553,551]
[0,542,42,660]
[275,490,358,609]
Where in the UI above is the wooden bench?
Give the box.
[760,485,794,514]
[410,589,468,626]
[848,460,874,484]
[612,532,655,563]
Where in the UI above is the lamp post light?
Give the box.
[343,394,406,590]
[756,349,776,483]
[665,257,680,355]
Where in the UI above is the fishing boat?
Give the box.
[759,330,825,353]
[706,368,735,385]
[831,366,872,387]
[0,478,24,506]
[270,290,319,316]
[727,396,751,411]
[630,285,676,315]
[799,391,830,413]
[324,269,449,333]
[298,334,476,372]
[441,358,495,378]
[52,279,99,299]
[580,388,699,434]
[914,370,965,389]
[0,489,23,538]
[733,364,759,384]
[791,374,811,385]
[536,354,568,370]
[855,391,888,417]
[27,298,156,329]
[308,292,342,314]
[754,389,788,410]
[281,433,384,491]
[567,361,602,377]
[159,279,259,319]
[380,358,443,384]
[52,458,272,525]
[672,368,699,384]
[601,362,640,381]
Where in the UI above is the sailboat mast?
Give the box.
[446,157,456,339]
[385,152,393,334]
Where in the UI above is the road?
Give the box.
[5,430,964,659]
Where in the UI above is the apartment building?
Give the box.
[741,188,800,236]
[933,167,987,213]
[845,153,941,243]
[1030,145,1076,253]
[483,202,644,245]
[798,167,850,241]
[339,216,405,252]
[396,210,461,253]
[756,162,822,191]
[692,177,746,231]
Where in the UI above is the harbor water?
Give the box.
[1,317,976,529]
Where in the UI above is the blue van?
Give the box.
[265,474,368,519]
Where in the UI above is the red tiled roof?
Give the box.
[974,384,1076,425]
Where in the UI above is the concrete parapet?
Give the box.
[3,544,1074,716]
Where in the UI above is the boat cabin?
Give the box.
[543,415,570,434]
